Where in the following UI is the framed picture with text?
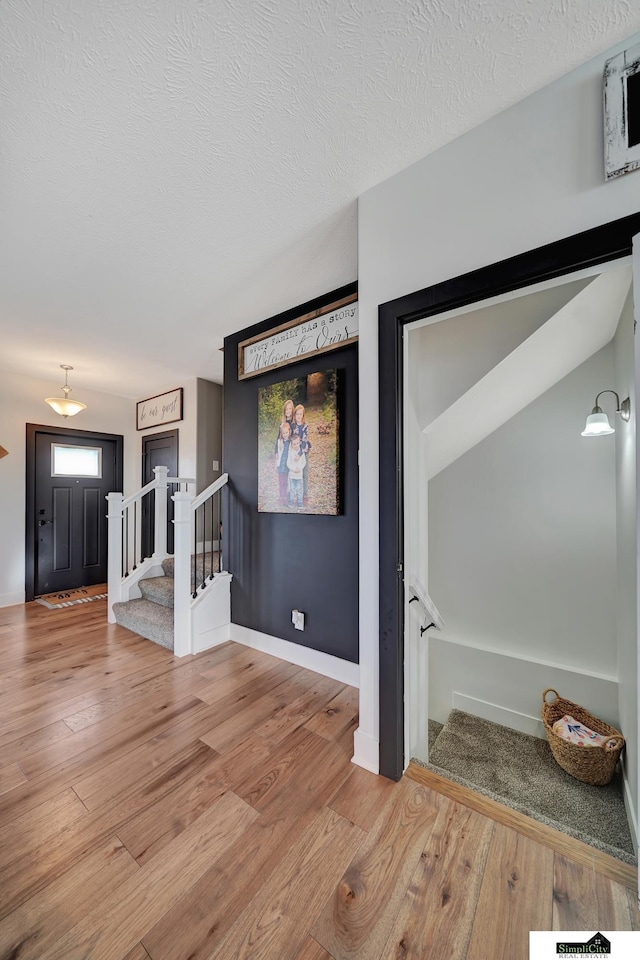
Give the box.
[238,294,358,380]
[136,387,183,430]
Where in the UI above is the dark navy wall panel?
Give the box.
[223,283,359,664]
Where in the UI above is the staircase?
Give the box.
[107,468,232,656]
[112,556,176,649]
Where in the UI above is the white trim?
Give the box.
[403,257,632,335]
[452,692,546,739]
[190,571,232,608]
[352,727,380,774]
[434,631,617,684]
[622,764,639,853]
[193,623,232,654]
[0,591,25,608]
[408,579,444,631]
[194,539,221,554]
[190,472,228,511]
[120,558,167,601]
[229,623,359,688]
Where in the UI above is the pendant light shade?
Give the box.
[45,365,87,418]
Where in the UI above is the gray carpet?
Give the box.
[112,597,174,650]
[415,709,635,865]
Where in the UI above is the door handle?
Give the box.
[38,519,53,526]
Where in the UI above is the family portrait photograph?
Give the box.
[257,369,340,515]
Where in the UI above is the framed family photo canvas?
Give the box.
[258,370,340,515]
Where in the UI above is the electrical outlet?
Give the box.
[291,609,305,631]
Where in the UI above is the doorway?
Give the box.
[141,429,178,558]
[25,424,124,600]
[377,212,640,781]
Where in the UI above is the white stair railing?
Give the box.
[173,473,229,656]
[106,466,196,621]
[107,469,231,654]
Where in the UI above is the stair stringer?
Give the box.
[117,558,167,607]
[188,572,233,655]
[108,557,164,623]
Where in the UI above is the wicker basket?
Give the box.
[542,689,625,786]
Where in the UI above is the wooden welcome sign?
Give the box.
[238,293,358,380]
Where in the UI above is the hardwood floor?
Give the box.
[0,600,637,960]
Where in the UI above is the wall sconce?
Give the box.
[581,390,630,437]
[44,364,87,418]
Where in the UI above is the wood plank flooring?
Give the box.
[0,600,637,960]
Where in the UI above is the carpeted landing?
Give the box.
[416,709,635,865]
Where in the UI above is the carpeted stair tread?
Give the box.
[138,576,174,608]
[428,718,443,750]
[162,553,220,579]
[416,709,635,864]
[112,598,173,650]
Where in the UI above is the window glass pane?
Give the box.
[52,444,102,478]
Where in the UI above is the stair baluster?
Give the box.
[108,472,230,654]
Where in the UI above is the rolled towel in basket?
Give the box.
[552,715,617,749]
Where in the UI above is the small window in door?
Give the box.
[51,444,102,478]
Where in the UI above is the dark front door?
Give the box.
[29,427,122,597]
[141,429,179,558]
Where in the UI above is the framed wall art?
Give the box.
[239,294,357,380]
[604,41,640,180]
[136,387,183,430]
[258,369,340,515]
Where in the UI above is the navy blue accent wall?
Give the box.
[223,283,359,663]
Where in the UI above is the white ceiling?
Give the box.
[1,1,638,399]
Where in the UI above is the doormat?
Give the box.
[36,584,108,608]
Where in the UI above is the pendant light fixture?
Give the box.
[45,365,87,418]
[581,390,630,437]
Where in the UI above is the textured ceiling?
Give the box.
[1,1,639,398]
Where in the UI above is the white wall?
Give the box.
[135,378,198,483]
[0,370,136,607]
[613,292,638,823]
[429,345,617,675]
[415,277,592,428]
[356,30,640,773]
[196,378,223,494]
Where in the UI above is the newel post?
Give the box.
[172,491,193,657]
[153,465,169,558]
[106,492,124,623]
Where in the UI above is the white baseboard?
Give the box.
[352,727,380,774]
[193,623,232,654]
[452,692,546,739]
[429,636,620,734]
[229,623,359,688]
[194,539,221,554]
[0,591,24,608]
[622,765,638,853]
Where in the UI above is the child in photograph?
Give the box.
[287,435,306,508]
[275,421,292,505]
[274,398,295,454]
[291,403,312,505]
